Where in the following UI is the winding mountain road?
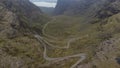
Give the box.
[42,19,88,48]
[35,35,86,68]
[42,18,58,40]
[44,35,87,49]
[34,18,87,68]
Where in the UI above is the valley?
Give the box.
[0,0,120,68]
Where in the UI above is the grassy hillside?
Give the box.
[42,13,120,68]
[0,0,50,68]
[0,0,120,68]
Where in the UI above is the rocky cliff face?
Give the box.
[54,0,120,18]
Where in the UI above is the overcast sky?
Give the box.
[30,0,57,7]
[30,0,57,3]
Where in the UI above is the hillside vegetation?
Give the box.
[43,12,120,68]
[0,0,50,68]
[0,0,120,68]
[42,0,120,68]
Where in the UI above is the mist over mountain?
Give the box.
[30,0,57,7]
[30,0,57,3]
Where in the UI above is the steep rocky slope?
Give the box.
[0,0,49,35]
[0,0,49,68]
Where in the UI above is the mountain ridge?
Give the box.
[54,0,120,19]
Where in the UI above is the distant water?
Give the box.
[32,2,56,8]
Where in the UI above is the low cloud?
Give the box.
[33,2,56,7]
